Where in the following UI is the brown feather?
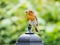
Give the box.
[35,27,38,32]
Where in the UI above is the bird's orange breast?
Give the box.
[27,15,35,21]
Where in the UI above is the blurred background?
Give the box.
[0,0,60,45]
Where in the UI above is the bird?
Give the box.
[26,10,38,32]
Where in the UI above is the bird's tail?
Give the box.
[35,27,38,32]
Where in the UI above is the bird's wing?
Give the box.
[34,16,38,26]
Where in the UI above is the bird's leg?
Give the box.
[28,24,32,33]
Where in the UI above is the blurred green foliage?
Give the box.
[0,0,60,45]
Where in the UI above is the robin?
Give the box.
[26,10,38,32]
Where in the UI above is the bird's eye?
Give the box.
[30,11,33,13]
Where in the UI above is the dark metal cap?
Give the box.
[17,24,42,42]
[18,33,42,42]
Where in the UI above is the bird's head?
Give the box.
[29,10,34,15]
[26,10,34,15]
